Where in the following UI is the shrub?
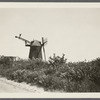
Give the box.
[0,54,100,92]
[0,56,13,68]
[48,54,67,66]
[89,58,100,85]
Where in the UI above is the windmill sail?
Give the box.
[15,34,31,43]
[42,37,46,61]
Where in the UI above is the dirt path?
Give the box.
[0,77,46,93]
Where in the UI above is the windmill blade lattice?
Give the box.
[42,37,47,61]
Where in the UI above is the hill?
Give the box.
[0,54,100,92]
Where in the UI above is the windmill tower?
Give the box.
[15,34,47,61]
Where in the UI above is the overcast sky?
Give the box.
[0,7,100,62]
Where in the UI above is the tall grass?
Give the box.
[0,55,100,92]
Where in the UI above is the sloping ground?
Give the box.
[0,76,48,93]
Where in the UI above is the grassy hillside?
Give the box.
[0,54,100,92]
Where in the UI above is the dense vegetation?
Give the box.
[0,54,100,92]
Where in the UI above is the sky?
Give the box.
[0,6,100,62]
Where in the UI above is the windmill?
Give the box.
[42,37,47,61]
[15,34,47,61]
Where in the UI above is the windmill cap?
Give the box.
[31,40,41,46]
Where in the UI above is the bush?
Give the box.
[89,58,100,85]
[0,54,100,92]
[0,56,13,68]
[48,54,67,66]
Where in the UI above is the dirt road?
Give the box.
[0,77,46,93]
